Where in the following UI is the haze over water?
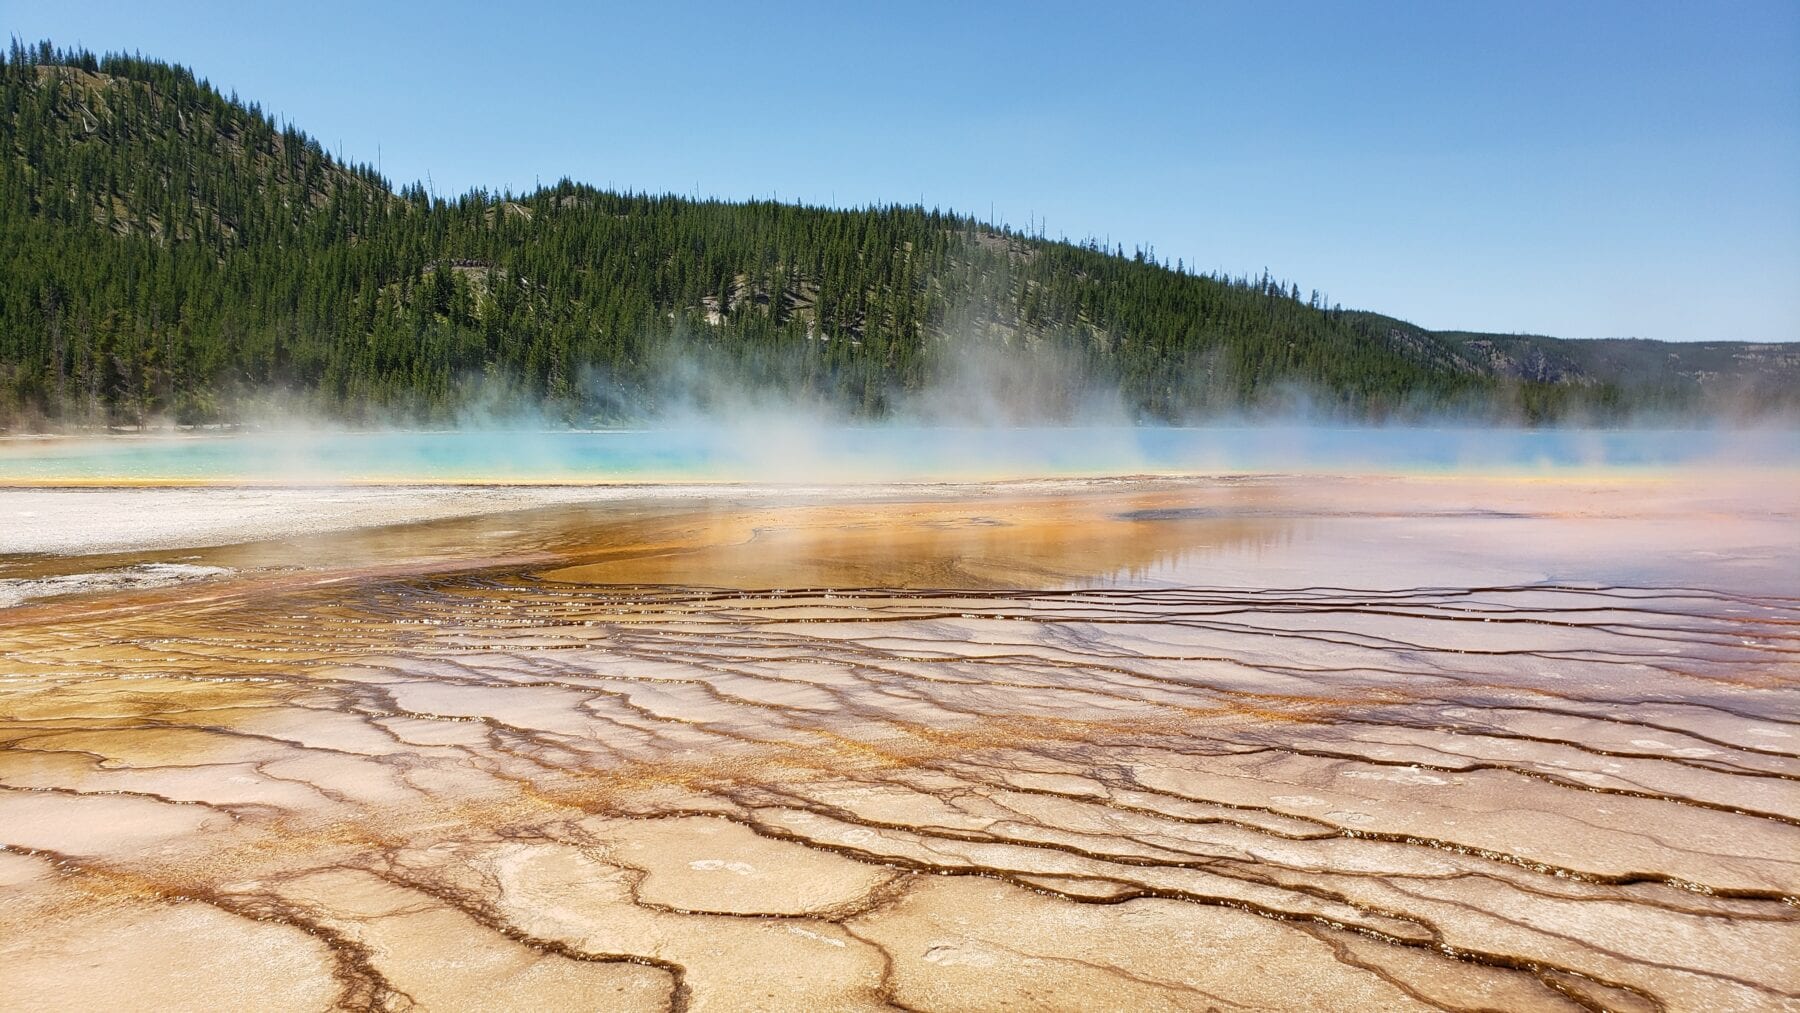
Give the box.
[4,425,1795,484]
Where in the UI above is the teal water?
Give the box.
[0,427,1793,482]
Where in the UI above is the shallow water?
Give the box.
[3,425,1796,483]
[1,474,1796,1010]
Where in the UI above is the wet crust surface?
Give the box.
[1,476,1796,1011]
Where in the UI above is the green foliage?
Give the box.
[2,42,1785,430]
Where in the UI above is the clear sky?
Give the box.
[10,1,1799,342]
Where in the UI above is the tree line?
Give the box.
[2,41,1679,430]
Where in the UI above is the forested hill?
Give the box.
[2,42,1794,430]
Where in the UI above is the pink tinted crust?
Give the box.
[1,472,1795,1010]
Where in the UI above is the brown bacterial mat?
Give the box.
[1,475,1796,1011]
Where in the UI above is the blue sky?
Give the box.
[11,1,1798,341]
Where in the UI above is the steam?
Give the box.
[3,321,1795,485]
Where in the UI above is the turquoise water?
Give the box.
[0,427,1793,482]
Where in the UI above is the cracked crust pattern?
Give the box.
[1,476,1795,1011]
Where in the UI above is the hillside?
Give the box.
[1,41,1793,430]
[1344,314,1800,420]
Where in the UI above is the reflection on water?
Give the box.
[534,489,1298,589]
[1,477,1797,1010]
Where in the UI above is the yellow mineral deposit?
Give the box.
[1,472,1796,1010]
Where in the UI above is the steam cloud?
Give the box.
[4,323,1796,486]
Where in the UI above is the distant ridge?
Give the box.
[2,40,1794,429]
